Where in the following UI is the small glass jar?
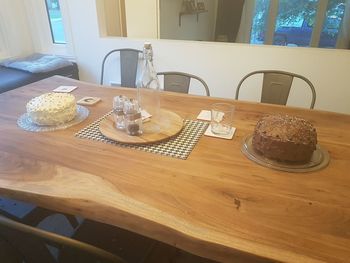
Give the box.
[113,95,127,130]
[124,99,143,136]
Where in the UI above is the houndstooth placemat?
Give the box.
[75,111,208,160]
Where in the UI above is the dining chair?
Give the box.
[100,48,142,88]
[235,70,316,109]
[157,71,210,96]
[0,215,127,263]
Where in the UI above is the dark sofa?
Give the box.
[0,62,79,94]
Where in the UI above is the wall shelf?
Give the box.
[179,10,208,26]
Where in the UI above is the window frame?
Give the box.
[23,0,74,58]
[44,0,66,44]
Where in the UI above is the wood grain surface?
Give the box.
[0,76,350,263]
[99,109,183,144]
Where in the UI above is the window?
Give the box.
[44,0,66,44]
[274,0,318,47]
[250,0,271,44]
[319,1,346,47]
[250,0,347,48]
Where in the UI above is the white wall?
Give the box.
[64,0,350,114]
[125,0,158,38]
[23,0,74,57]
[95,0,123,37]
[0,0,34,59]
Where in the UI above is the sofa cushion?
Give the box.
[0,63,79,94]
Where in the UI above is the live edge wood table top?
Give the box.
[0,76,349,263]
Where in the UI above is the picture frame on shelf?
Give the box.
[182,1,189,12]
[197,1,205,11]
[183,0,196,12]
[189,0,196,11]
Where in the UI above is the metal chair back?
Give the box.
[100,48,142,88]
[235,70,316,109]
[157,71,210,96]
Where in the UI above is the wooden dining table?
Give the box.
[0,76,350,263]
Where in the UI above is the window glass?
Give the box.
[250,0,271,44]
[274,0,318,47]
[319,0,346,48]
[251,0,347,48]
[45,0,66,44]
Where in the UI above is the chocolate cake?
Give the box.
[252,115,317,163]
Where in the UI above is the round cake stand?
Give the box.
[17,105,89,132]
[241,134,330,173]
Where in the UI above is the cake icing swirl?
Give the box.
[26,92,77,125]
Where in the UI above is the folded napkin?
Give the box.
[1,53,73,73]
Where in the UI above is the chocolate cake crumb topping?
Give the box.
[252,114,317,163]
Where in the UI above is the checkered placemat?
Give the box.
[75,111,208,160]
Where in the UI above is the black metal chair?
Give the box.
[157,71,210,96]
[235,70,316,109]
[0,215,127,263]
[100,48,142,88]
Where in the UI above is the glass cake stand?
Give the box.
[241,134,330,173]
[17,105,89,132]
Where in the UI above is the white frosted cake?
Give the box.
[26,93,77,125]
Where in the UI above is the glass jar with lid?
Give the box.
[113,95,127,130]
[123,98,142,136]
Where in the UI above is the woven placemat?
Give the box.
[75,111,208,160]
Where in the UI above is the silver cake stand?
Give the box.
[241,134,330,173]
[17,105,89,132]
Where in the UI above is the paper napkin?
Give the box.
[197,110,211,121]
[53,86,78,93]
